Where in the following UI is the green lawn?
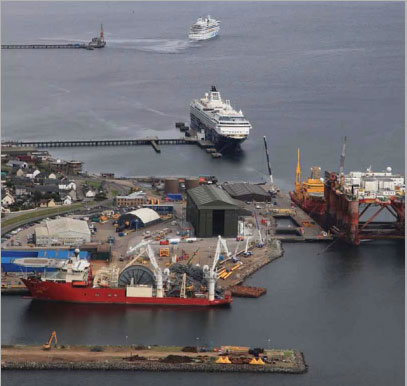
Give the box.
[86,180,101,190]
[2,203,84,228]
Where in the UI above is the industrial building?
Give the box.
[115,191,146,207]
[142,204,174,215]
[222,182,271,202]
[186,185,239,238]
[35,218,91,247]
[118,208,161,229]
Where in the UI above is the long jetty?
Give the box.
[2,138,215,153]
[2,44,90,50]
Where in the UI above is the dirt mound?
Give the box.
[160,355,194,364]
[182,346,198,353]
[126,355,147,362]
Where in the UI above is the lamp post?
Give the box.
[196,336,200,352]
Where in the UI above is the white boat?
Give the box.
[190,86,252,152]
[188,16,220,41]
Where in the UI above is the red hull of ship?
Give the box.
[21,278,232,307]
[289,191,326,217]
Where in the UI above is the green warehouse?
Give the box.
[186,185,239,238]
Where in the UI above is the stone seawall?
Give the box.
[2,357,306,373]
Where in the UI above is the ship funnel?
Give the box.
[211,85,217,92]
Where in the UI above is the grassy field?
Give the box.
[2,203,84,228]
[86,180,101,190]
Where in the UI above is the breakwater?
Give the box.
[1,346,307,373]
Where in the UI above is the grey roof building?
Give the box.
[222,182,271,202]
[186,185,239,238]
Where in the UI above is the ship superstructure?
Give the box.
[188,16,220,41]
[289,148,327,218]
[190,86,252,152]
[88,24,106,48]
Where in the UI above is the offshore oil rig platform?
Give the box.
[324,167,405,245]
[290,138,405,246]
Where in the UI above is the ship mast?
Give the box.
[295,148,301,195]
[100,23,104,41]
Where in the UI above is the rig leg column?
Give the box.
[347,200,360,245]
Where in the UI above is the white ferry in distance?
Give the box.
[190,86,252,152]
[188,16,220,41]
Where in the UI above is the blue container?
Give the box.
[166,193,182,201]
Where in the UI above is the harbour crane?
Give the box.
[43,331,58,350]
[203,236,231,301]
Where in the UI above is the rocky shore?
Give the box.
[2,358,306,373]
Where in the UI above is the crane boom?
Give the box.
[339,136,347,186]
[127,239,164,297]
[244,236,252,253]
[263,136,273,184]
[253,206,263,246]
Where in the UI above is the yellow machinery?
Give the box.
[295,148,324,200]
[249,357,265,365]
[43,331,57,350]
[159,248,170,257]
[216,356,232,364]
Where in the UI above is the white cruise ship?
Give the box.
[188,16,220,41]
[190,86,252,152]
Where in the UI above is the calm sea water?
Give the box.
[1,2,405,386]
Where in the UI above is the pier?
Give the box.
[2,24,106,51]
[2,44,91,50]
[2,137,216,154]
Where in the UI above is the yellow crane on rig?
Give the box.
[43,331,58,350]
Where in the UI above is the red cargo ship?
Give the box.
[21,277,232,306]
[20,239,233,307]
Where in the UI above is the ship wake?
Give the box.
[108,38,196,54]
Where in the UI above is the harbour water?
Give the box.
[1,2,405,386]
